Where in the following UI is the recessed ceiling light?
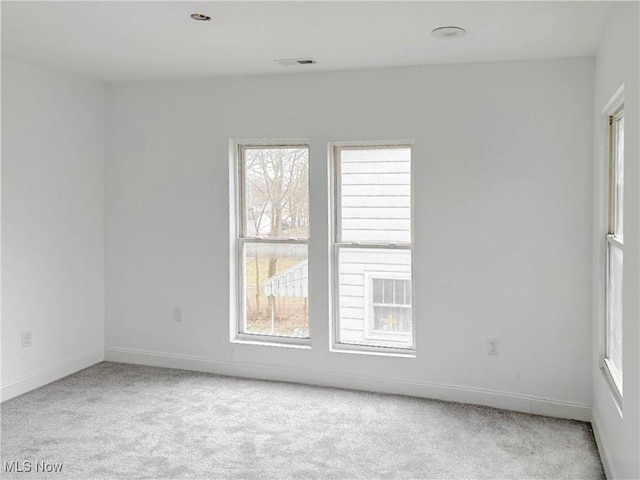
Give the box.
[191,13,211,21]
[431,26,466,39]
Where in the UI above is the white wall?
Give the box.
[104,57,595,420]
[591,3,640,479]
[1,58,105,400]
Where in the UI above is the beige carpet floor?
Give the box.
[1,362,604,479]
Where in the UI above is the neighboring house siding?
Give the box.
[341,151,411,243]
[339,248,411,344]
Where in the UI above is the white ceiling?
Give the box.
[2,1,612,82]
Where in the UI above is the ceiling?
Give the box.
[1,1,612,82]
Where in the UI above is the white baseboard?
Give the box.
[591,412,616,479]
[1,348,105,402]
[105,346,591,421]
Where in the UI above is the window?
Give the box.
[605,103,624,396]
[365,273,412,341]
[236,143,310,342]
[332,144,414,351]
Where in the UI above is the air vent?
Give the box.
[274,58,317,67]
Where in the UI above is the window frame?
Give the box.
[603,99,624,400]
[363,271,413,342]
[329,141,416,355]
[233,140,311,346]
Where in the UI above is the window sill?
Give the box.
[365,332,413,343]
[601,361,623,416]
[231,335,311,350]
[331,343,416,358]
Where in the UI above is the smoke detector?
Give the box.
[274,58,317,67]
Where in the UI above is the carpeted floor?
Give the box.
[1,362,604,479]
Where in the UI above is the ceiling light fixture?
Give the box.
[191,13,211,21]
[431,26,466,39]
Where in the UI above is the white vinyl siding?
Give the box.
[338,248,412,345]
[340,148,411,245]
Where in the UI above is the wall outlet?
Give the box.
[21,331,32,349]
[174,307,183,322]
[487,337,499,355]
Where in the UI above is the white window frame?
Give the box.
[603,98,624,399]
[232,139,311,346]
[363,271,412,342]
[329,140,415,355]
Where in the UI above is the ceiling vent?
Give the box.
[274,58,317,67]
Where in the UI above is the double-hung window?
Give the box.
[331,144,414,352]
[236,143,310,342]
[605,104,624,396]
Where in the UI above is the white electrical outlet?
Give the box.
[487,338,499,355]
[174,307,183,322]
[21,331,32,349]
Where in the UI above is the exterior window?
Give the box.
[365,274,412,341]
[605,104,624,396]
[332,144,414,351]
[236,144,309,341]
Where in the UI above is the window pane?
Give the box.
[243,242,308,337]
[394,280,406,305]
[383,279,394,303]
[339,148,411,243]
[373,306,411,333]
[337,247,412,349]
[614,116,624,239]
[244,147,309,238]
[606,243,623,392]
[373,279,384,303]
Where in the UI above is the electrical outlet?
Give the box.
[174,307,183,323]
[487,338,499,355]
[21,331,32,349]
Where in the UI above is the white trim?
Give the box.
[231,337,311,349]
[329,139,416,149]
[234,333,311,347]
[602,90,625,402]
[329,344,416,358]
[601,361,623,413]
[104,346,591,421]
[592,411,618,480]
[606,235,623,250]
[601,85,625,121]
[0,348,104,402]
[229,139,240,342]
[330,142,416,354]
[232,138,311,148]
[231,139,311,344]
[590,84,626,480]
